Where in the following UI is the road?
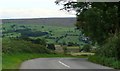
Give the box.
[20,58,113,69]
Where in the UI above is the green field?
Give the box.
[2,23,87,45]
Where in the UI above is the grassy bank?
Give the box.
[88,55,120,69]
[0,55,2,70]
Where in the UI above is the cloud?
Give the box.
[0,0,76,19]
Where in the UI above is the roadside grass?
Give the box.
[2,53,88,69]
[0,55,2,70]
[88,55,120,69]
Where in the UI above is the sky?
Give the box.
[0,0,76,19]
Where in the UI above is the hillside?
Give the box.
[2,17,76,27]
[2,17,90,46]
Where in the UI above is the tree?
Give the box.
[47,44,55,50]
[32,38,46,46]
[55,1,120,59]
[67,42,74,46]
[11,24,16,28]
[55,0,119,45]
[41,26,44,28]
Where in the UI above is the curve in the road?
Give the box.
[20,58,113,69]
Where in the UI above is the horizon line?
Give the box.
[1,17,76,20]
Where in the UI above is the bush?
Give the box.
[47,44,55,50]
[67,42,75,46]
[89,33,120,69]
[63,46,67,54]
[97,33,120,60]
[82,44,92,52]
[31,38,46,46]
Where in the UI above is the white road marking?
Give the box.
[58,61,70,68]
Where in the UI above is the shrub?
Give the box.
[67,42,74,46]
[89,33,120,69]
[47,44,55,50]
[82,44,92,52]
[97,33,120,60]
[63,46,67,54]
[31,38,46,46]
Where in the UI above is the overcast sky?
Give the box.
[0,0,76,19]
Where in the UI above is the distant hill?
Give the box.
[2,17,76,27]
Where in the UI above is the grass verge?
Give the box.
[0,55,2,70]
[88,55,120,69]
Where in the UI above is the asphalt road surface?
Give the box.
[20,58,113,69]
